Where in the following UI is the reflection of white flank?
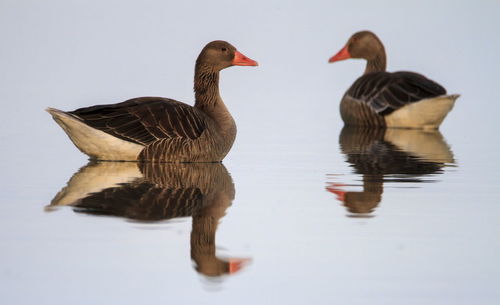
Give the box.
[384,94,459,129]
[384,128,454,163]
[46,108,143,161]
[48,162,143,208]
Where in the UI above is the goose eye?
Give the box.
[221,47,227,52]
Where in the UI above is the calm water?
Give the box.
[1,1,500,305]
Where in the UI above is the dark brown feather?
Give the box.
[73,183,204,221]
[70,97,207,145]
[346,71,447,116]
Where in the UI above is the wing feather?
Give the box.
[346,71,447,115]
[70,97,208,145]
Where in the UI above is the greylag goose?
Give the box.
[326,126,455,216]
[46,40,257,162]
[328,31,458,129]
[48,162,249,276]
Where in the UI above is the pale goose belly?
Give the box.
[384,94,459,129]
[46,108,144,161]
[47,162,143,208]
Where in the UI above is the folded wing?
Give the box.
[70,97,207,145]
[346,71,446,115]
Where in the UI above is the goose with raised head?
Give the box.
[329,31,458,129]
[47,40,258,162]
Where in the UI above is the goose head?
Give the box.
[196,40,258,72]
[329,31,385,63]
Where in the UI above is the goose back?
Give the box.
[59,96,236,162]
[341,71,448,127]
[346,71,446,115]
[70,97,208,145]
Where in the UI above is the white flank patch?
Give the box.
[384,94,459,129]
[384,129,455,163]
[48,162,143,207]
[46,107,144,161]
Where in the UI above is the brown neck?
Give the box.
[193,63,236,141]
[365,37,387,74]
[365,54,386,74]
[191,206,227,276]
[191,214,218,257]
[194,63,221,109]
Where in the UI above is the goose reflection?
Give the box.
[47,162,249,277]
[327,126,455,217]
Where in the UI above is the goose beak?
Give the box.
[232,51,259,66]
[329,46,351,63]
[326,183,346,202]
[228,257,252,274]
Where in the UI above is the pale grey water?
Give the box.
[1,1,500,304]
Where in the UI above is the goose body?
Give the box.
[329,31,458,129]
[48,162,249,276]
[47,41,257,162]
[327,126,455,215]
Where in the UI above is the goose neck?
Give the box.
[364,53,387,74]
[194,64,221,108]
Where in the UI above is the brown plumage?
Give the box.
[48,162,249,277]
[326,126,455,216]
[46,40,258,162]
[329,31,458,129]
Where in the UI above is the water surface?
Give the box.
[1,1,500,305]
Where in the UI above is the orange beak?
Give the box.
[328,45,351,63]
[228,257,252,274]
[232,51,259,66]
[326,183,346,202]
